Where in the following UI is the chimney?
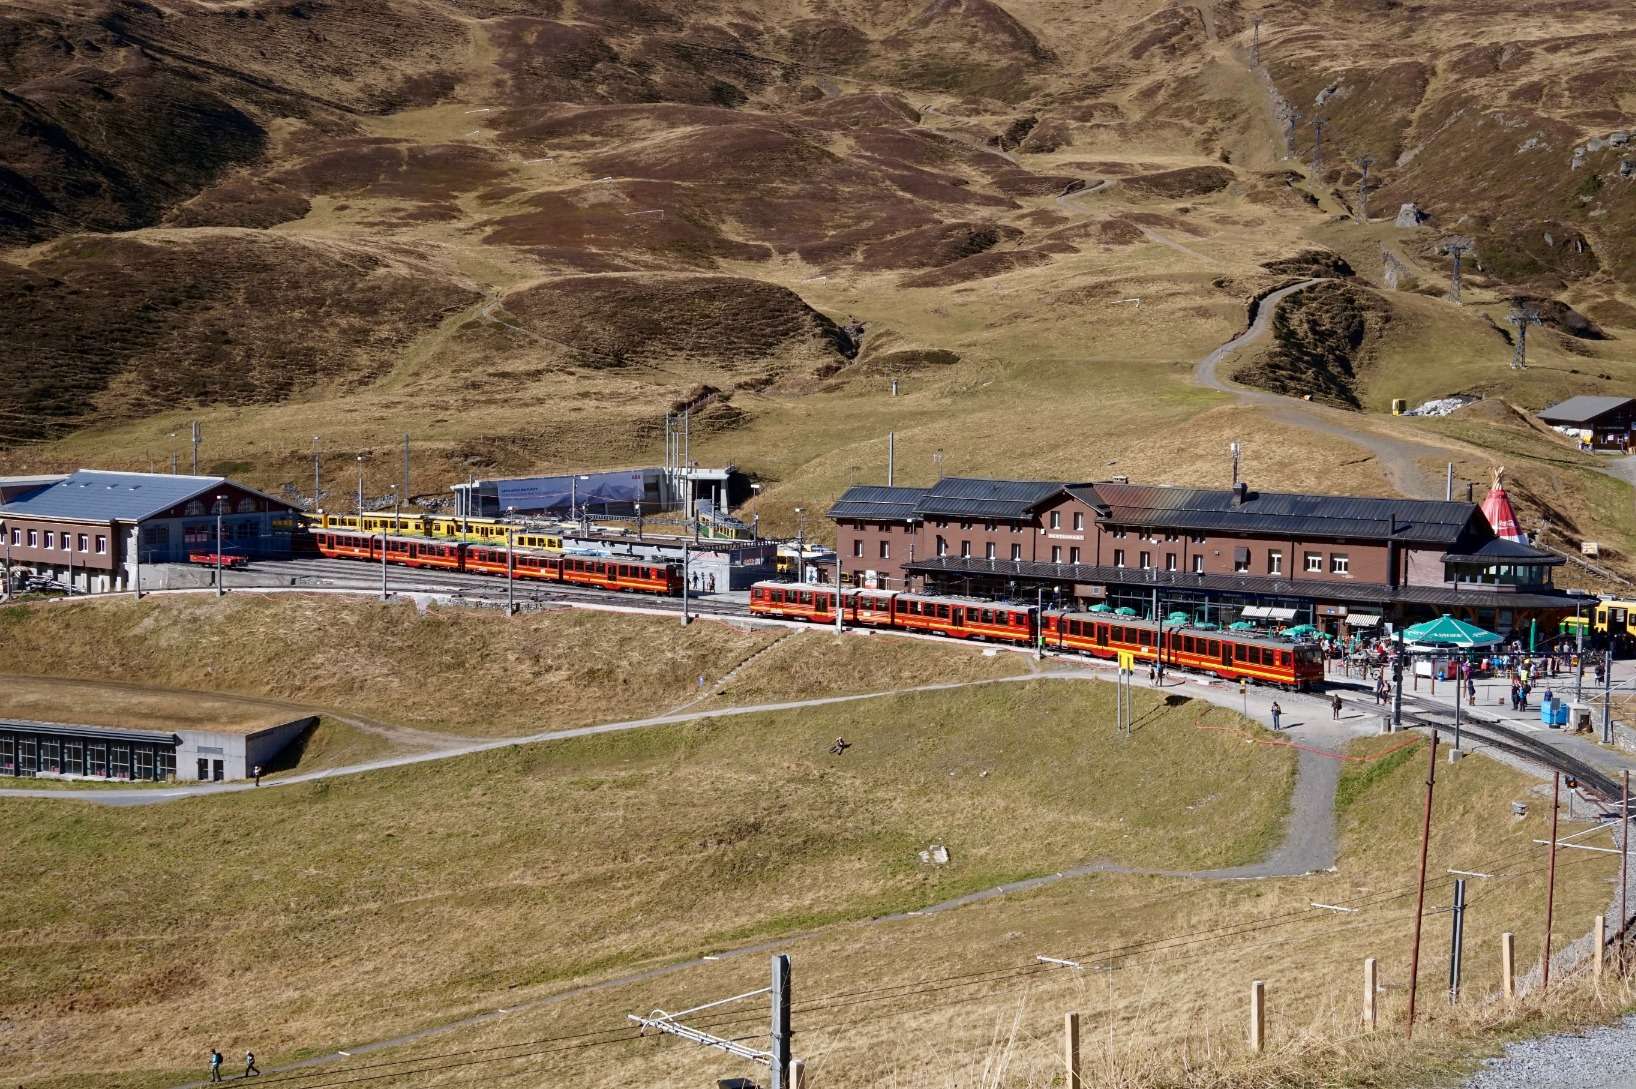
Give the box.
[1232,482,1249,506]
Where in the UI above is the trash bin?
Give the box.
[1554,703,1571,727]
[1540,699,1556,727]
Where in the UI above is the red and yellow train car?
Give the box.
[311,530,680,596]
[748,583,1325,690]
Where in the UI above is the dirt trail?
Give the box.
[1193,280,1459,498]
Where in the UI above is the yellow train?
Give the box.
[300,511,562,551]
[1592,600,1636,637]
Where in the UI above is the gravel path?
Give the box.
[1192,278,1459,499]
[1465,1014,1636,1089]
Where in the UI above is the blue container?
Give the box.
[1553,704,1570,727]
[1539,699,1555,725]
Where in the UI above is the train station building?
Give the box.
[0,714,316,783]
[828,476,1589,638]
[0,470,300,593]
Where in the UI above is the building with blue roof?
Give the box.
[1,470,299,593]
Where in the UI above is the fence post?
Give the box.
[1363,958,1377,1029]
[1595,915,1606,982]
[1249,980,1266,1053]
[1064,1011,1081,1088]
[1501,932,1515,999]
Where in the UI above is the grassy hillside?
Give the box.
[0,596,1030,736]
[0,678,1295,1085]
[1,0,1633,578]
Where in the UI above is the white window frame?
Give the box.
[1305,552,1322,572]
[1268,550,1283,575]
[1331,553,1350,575]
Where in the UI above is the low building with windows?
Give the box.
[1537,396,1636,451]
[0,470,300,592]
[0,714,316,783]
[829,476,1587,638]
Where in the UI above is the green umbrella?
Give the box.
[1166,610,1191,624]
[1401,613,1502,649]
[1088,603,1113,613]
[1115,606,1137,616]
[1193,621,1221,631]
[1284,624,1320,637]
[1229,620,1256,631]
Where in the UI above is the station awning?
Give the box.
[1240,605,1270,618]
[1347,613,1381,627]
[1266,607,1299,620]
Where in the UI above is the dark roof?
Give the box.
[828,485,926,522]
[1093,483,1479,545]
[905,556,1591,611]
[914,477,1069,520]
[0,718,178,744]
[1442,537,1564,566]
[0,470,291,523]
[1537,395,1635,425]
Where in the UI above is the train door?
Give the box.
[950,606,965,629]
[1220,641,1233,668]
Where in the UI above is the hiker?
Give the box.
[1270,701,1282,730]
[252,764,262,787]
[245,1051,261,1078]
[209,1050,223,1083]
[1330,693,1343,720]
[829,737,850,755]
[1466,675,1477,703]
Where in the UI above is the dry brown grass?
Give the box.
[107,732,1608,1089]
[0,678,1294,1086]
[0,674,297,734]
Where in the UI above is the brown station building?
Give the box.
[1,470,300,594]
[827,476,1588,638]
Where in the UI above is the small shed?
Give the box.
[1537,396,1636,450]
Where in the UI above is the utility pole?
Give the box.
[1230,440,1242,487]
[313,436,322,510]
[1406,727,1439,1037]
[887,431,895,487]
[771,954,792,1089]
[1355,155,1374,223]
[835,555,844,633]
[170,432,178,475]
[1392,631,1405,729]
[1445,463,1454,502]
[1622,770,1630,953]
[191,421,201,475]
[506,519,515,617]
[1508,303,1542,370]
[1442,238,1473,305]
[680,541,690,626]
[1311,117,1327,179]
[402,432,411,503]
[1601,649,1613,744]
[214,495,225,598]
[1448,878,1467,1003]
[356,455,365,513]
[1542,771,1560,989]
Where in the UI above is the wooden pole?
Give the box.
[1363,958,1377,1029]
[1249,980,1266,1054]
[1595,915,1606,982]
[1406,729,1439,1037]
[1543,771,1560,990]
[1064,1012,1081,1088]
[1501,932,1515,999]
[1622,771,1630,956]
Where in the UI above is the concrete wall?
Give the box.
[176,716,314,781]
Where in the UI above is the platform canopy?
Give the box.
[1402,614,1503,649]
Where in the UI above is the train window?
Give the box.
[1208,641,1219,656]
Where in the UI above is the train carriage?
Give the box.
[892,593,1036,645]
[1042,611,1323,690]
[464,544,560,581]
[748,582,844,622]
[561,555,680,595]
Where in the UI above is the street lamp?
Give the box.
[214,494,227,597]
[169,432,178,475]
[570,474,591,526]
[381,484,397,602]
[635,502,644,540]
[505,505,516,616]
[356,455,365,514]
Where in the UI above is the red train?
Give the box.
[310,529,682,596]
[748,582,1325,690]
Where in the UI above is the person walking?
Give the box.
[244,1051,261,1078]
[252,764,262,787]
[1270,701,1282,731]
[209,1050,223,1083]
[1330,693,1343,720]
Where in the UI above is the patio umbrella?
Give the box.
[1401,613,1502,649]
[1115,606,1137,616]
[1193,621,1221,631]
[1166,610,1191,624]
[1285,624,1319,637]
[1229,620,1256,631]
[1088,603,1113,613]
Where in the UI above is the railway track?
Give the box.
[1397,695,1625,803]
[227,558,750,620]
